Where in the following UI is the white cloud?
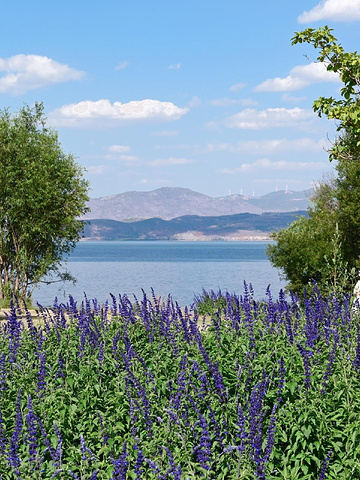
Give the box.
[138,178,170,187]
[151,130,179,137]
[108,145,131,153]
[149,157,196,167]
[105,154,138,162]
[115,61,129,70]
[229,82,246,92]
[0,54,84,95]
[218,158,326,173]
[298,0,360,23]
[225,107,315,129]
[168,63,181,70]
[207,137,327,154]
[49,99,189,127]
[87,165,106,175]
[187,96,201,108]
[210,97,259,107]
[255,62,340,92]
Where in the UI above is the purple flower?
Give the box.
[8,389,23,477]
[0,353,7,394]
[111,441,128,479]
[163,446,182,479]
[26,395,38,463]
[53,422,63,468]
[55,353,65,380]
[97,412,109,446]
[133,445,144,479]
[263,404,278,465]
[193,414,211,471]
[0,409,7,455]
[319,449,332,480]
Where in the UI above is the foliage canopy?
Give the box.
[267,27,360,295]
[0,102,89,303]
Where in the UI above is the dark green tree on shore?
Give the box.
[267,27,360,295]
[0,102,89,304]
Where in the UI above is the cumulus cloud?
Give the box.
[218,158,326,173]
[229,82,246,92]
[298,0,360,23]
[108,145,131,153]
[207,137,327,154]
[168,63,181,69]
[149,157,196,167]
[0,54,84,95]
[49,99,189,127]
[115,61,129,70]
[255,62,340,92]
[225,107,315,129]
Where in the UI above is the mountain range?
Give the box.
[81,187,310,241]
[83,187,311,221]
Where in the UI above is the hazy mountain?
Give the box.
[83,187,311,221]
[83,211,306,241]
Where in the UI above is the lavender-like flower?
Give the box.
[163,446,182,479]
[8,389,23,478]
[194,414,211,471]
[263,403,278,465]
[0,409,7,456]
[133,445,144,479]
[6,301,22,365]
[26,395,38,463]
[0,353,7,395]
[98,342,104,366]
[318,449,332,480]
[97,412,109,446]
[111,441,128,479]
[53,422,63,468]
[55,352,65,380]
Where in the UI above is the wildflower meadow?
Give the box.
[0,283,360,479]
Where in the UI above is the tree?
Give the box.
[0,102,89,303]
[267,179,353,295]
[291,26,360,162]
[267,27,360,295]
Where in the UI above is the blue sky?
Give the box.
[1,0,360,198]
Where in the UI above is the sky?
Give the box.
[1,0,360,199]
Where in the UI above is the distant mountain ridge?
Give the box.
[83,211,307,241]
[83,187,311,221]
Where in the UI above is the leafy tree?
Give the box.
[0,102,89,304]
[291,26,360,162]
[267,27,360,295]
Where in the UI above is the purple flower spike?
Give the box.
[319,449,332,480]
[26,395,38,463]
[111,441,128,479]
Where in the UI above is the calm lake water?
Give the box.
[33,241,286,307]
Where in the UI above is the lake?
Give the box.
[33,241,286,307]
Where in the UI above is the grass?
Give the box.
[0,286,359,478]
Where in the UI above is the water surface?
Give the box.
[33,241,285,307]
